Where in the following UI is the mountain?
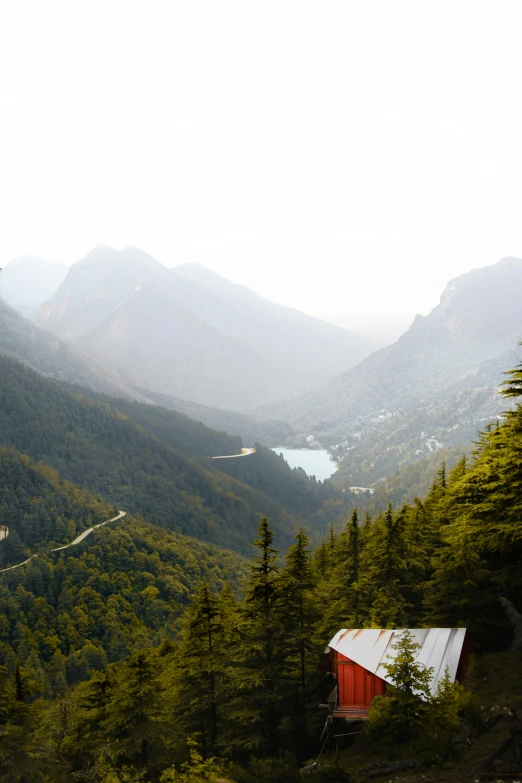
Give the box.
[0,295,140,398]
[262,257,522,484]
[322,311,412,346]
[175,261,380,375]
[0,273,291,445]
[0,355,350,555]
[0,256,67,318]
[35,246,377,410]
[135,386,297,446]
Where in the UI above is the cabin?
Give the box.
[324,628,471,721]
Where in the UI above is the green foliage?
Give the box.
[166,583,227,755]
[423,669,472,760]
[367,630,432,745]
[160,738,233,782]
[224,518,285,756]
[0,447,116,566]
[278,530,320,755]
[367,632,472,759]
[0,356,348,554]
[0,514,246,695]
[501,346,522,397]
[2,354,522,778]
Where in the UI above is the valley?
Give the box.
[1,253,522,781]
[3,9,522,779]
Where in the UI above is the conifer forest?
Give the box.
[1,353,521,782]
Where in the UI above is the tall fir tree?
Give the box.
[224,517,284,757]
[169,582,224,757]
[278,529,319,755]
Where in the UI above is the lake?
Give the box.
[271,447,338,481]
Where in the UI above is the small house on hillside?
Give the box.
[324,628,470,721]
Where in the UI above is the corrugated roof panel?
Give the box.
[417,628,442,670]
[442,628,467,687]
[328,628,467,696]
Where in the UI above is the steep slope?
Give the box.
[71,388,349,529]
[76,282,291,410]
[35,246,377,409]
[0,279,288,444]
[175,261,378,378]
[265,258,522,424]
[0,451,247,688]
[134,387,297,447]
[0,356,348,554]
[0,256,67,318]
[0,447,117,567]
[0,296,138,398]
[263,258,522,483]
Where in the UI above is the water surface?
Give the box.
[271,447,337,481]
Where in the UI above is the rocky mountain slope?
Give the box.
[35,245,376,410]
[262,257,522,485]
[0,289,293,447]
[0,296,138,398]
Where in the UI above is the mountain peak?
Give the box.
[76,245,118,267]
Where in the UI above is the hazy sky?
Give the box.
[1,1,522,335]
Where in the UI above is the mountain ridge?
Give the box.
[34,245,378,410]
[260,257,522,485]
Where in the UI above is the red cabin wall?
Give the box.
[333,652,386,709]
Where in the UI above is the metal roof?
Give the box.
[327,628,467,696]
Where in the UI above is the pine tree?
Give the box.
[224,517,284,756]
[169,583,224,757]
[0,662,40,780]
[501,346,522,397]
[358,504,411,627]
[278,530,318,754]
[102,650,164,771]
[316,509,363,639]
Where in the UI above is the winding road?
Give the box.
[212,447,256,460]
[0,510,127,574]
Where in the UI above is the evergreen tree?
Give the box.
[358,505,411,627]
[315,510,364,641]
[169,583,224,757]
[278,530,319,755]
[224,517,284,756]
[501,347,522,397]
[102,651,164,772]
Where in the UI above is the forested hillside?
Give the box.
[73,392,243,458]
[134,386,296,447]
[0,356,348,554]
[2,356,521,781]
[0,448,117,567]
[0,514,246,696]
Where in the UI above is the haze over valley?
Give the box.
[2,249,520,492]
[2,3,522,779]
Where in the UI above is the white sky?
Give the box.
[1,0,522,332]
